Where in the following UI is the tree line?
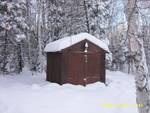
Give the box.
[0,0,150,113]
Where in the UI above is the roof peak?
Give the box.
[44,32,109,52]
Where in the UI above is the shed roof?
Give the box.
[44,33,109,52]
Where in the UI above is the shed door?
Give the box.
[86,53,101,84]
[68,52,85,85]
[68,52,101,85]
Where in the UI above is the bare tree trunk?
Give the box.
[26,0,32,70]
[125,0,150,113]
[83,0,90,33]
[2,30,8,75]
[17,42,23,73]
[37,0,43,72]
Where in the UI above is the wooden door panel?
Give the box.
[68,53,85,85]
[68,52,102,85]
[86,53,101,84]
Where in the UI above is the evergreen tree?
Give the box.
[0,0,27,74]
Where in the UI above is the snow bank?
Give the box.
[0,71,138,113]
[44,33,109,52]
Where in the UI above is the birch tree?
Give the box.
[36,0,45,72]
[138,1,150,75]
[125,0,150,113]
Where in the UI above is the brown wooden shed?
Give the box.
[44,33,109,85]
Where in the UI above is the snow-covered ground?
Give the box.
[0,70,138,113]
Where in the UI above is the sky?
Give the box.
[112,0,126,25]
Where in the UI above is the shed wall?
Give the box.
[47,52,61,84]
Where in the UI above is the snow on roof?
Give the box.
[44,33,109,52]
